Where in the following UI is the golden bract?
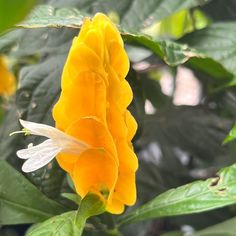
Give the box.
[0,56,15,96]
[53,13,138,214]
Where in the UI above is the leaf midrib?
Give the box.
[0,197,54,223]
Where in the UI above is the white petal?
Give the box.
[17,139,54,159]
[19,140,61,172]
[19,119,65,138]
[19,119,89,151]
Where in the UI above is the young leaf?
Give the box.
[118,163,236,225]
[0,160,67,225]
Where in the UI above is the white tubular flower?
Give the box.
[16,119,90,173]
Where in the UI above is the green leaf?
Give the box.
[26,211,80,236]
[26,194,105,236]
[18,5,84,29]
[19,1,207,31]
[120,0,207,30]
[122,33,205,66]
[181,22,236,77]
[16,5,231,80]
[118,163,236,226]
[0,0,36,33]
[0,160,67,225]
[223,123,236,144]
[193,217,236,236]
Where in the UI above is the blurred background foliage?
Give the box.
[2,0,236,235]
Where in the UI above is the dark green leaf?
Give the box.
[0,27,78,198]
[118,163,236,225]
[140,106,230,162]
[201,0,236,22]
[181,22,236,77]
[0,160,67,225]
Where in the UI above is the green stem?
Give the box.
[75,214,87,236]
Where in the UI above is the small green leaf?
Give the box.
[26,211,80,236]
[0,0,36,33]
[118,163,236,226]
[223,123,236,144]
[0,160,67,225]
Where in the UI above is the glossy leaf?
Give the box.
[118,163,236,225]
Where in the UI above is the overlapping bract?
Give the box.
[53,13,138,214]
[0,56,15,96]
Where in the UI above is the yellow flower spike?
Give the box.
[0,56,16,96]
[53,13,138,214]
[16,13,138,215]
